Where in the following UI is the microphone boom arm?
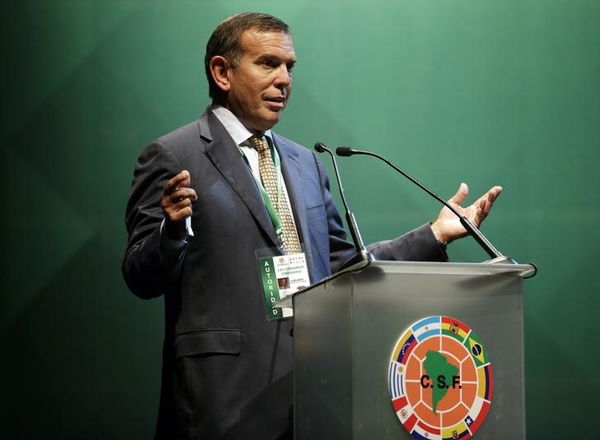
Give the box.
[336,147,506,261]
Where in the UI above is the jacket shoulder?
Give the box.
[155,120,202,149]
[272,133,315,161]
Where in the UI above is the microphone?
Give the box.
[314,142,373,267]
[336,146,511,262]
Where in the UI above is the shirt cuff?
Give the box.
[159,219,191,265]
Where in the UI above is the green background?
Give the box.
[2,0,598,437]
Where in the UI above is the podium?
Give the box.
[290,260,534,439]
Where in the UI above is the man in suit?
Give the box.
[122,12,501,439]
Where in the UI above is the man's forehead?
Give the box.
[240,29,296,57]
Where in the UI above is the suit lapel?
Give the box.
[274,135,316,272]
[200,112,281,249]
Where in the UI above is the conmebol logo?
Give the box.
[388,316,493,440]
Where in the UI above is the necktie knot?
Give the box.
[249,135,269,153]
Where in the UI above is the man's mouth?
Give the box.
[264,96,286,111]
[265,96,285,103]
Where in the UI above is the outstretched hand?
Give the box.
[430,183,502,244]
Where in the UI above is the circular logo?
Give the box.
[388,316,493,439]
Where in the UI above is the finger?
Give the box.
[482,186,502,202]
[480,186,503,216]
[164,197,193,221]
[178,170,191,187]
[169,206,193,222]
[480,199,491,217]
[170,195,193,208]
[490,185,503,200]
[169,188,198,204]
[449,182,469,205]
[164,170,191,194]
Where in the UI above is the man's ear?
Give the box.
[209,56,231,92]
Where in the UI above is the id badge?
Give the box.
[257,252,310,321]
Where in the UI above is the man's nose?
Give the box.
[273,65,292,87]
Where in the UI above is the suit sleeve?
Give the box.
[366,223,448,262]
[121,141,184,299]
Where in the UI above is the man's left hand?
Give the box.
[430,183,503,244]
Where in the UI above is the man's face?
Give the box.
[224,29,296,132]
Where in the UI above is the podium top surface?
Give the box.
[369,260,535,277]
[275,259,535,307]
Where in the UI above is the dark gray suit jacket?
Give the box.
[122,109,447,439]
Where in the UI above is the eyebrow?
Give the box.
[256,54,297,65]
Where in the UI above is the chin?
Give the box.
[257,114,281,131]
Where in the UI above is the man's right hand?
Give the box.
[161,170,198,240]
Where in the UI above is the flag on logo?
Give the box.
[403,413,418,432]
[413,421,441,439]
[464,396,491,433]
[388,362,404,399]
[442,421,470,439]
[477,364,494,400]
[411,316,441,342]
[394,332,417,365]
[463,330,488,367]
[441,317,470,342]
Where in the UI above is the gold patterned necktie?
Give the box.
[248,135,302,254]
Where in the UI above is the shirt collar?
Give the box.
[210,104,273,146]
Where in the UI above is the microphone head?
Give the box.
[314,142,328,153]
[336,147,355,157]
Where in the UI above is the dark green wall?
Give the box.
[2,1,598,437]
